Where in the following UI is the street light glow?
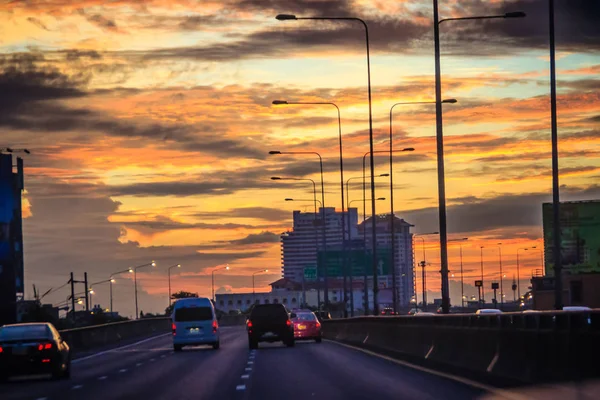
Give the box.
[151,261,156,267]
[225,265,230,270]
[128,268,133,273]
[110,278,115,283]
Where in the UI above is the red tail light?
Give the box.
[286,319,291,326]
[172,322,176,336]
[42,359,51,363]
[0,346,3,353]
[37,343,51,351]
[212,319,218,332]
[315,321,321,329]
[247,320,253,328]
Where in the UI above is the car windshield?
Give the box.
[294,313,316,321]
[174,307,213,322]
[0,325,50,341]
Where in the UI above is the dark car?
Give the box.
[247,304,294,349]
[0,323,71,381]
[381,307,398,316]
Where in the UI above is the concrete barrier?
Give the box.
[322,310,600,385]
[60,318,170,353]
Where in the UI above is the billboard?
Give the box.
[318,248,392,278]
[543,201,600,275]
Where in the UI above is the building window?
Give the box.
[246,299,251,305]
[264,299,270,304]
[282,298,287,304]
[291,298,297,303]
[237,300,242,305]
[273,298,279,304]
[228,300,233,305]
[219,300,224,306]
[255,299,260,304]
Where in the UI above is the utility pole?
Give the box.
[421,260,427,311]
[70,272,75,320]
[84,272,89,312]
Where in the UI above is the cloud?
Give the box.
[229,231,280,245]
[196,207,291,222]
[27,17,50,31]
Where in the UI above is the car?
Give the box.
[172,297,220,351]
[0,322,71,381]
[314,311,331,322]
[380,307,397,316]
[247,303,294,349]
[475,309,503,315]
[562,306,592,312]
[291,311,322,343]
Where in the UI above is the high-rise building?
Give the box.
[358,214,414,307]
[280,207,358,283]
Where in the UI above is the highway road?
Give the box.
[0,326,487,400]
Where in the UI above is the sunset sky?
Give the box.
[1,0,598,317]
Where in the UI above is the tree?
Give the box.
[164,290,198,315]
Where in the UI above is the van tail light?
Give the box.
[172,323,176,336]
[212,319,218,333]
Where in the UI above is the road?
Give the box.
[0,326,486,400]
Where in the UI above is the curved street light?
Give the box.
[212,264,230,302]
[109,268,133,313]
[168,264,182,306]
[134,261,156,319]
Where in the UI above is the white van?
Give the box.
[172,297,220,351]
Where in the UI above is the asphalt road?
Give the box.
[0,326,487,400]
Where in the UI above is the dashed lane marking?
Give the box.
[247,361,254,365]
[241,374,250,379]
[72,333,171,364]
[71,385,83,390]
[136,363,143,367]
[236,385,246,391]
[98,376,108,380]
[150,358,156,362]
[245,367,252,371]
[119,369,128,373]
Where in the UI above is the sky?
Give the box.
[1,0,598,317]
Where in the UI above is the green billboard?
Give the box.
[317,248,392,278]
[543,201,600,274]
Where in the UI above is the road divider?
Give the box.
[322,310,599,385]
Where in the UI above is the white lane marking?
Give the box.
[136,363,143,367]
[119,368,128,373]
[241,374,250,379]
[72,333,171,364]
[245,367,252,371]
[247,361,254,364]
[160,354,166,358]
[236,385,246,391]
[325,340,529,400]
[150,358,156,362]
[71,385,83,390]
[98,376,108,380]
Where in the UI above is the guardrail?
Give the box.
[60,317,170,353]
[322,310,600,384]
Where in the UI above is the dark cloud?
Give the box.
[232,0,353,16]
[559,79,600,91]
[401,185,600,235]
[228,231,280,245]
[78,9,120,32]
[120,217,258,231]
[196,207,291,222]
[27,17,49,31]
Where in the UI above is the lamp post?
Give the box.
[480,247,485,304]
[252,269,269,304]
[272,100,348,313]
[134,261,156,319]
[211,264,230,302]
[497,243,504,309]
[433,1,526,313]
[285,198,321,309]
[109,268,133,313]
[517,246,535,300]
[88,278,114,310]
[276,13,379,315]
[269,152,328,309]
[168,264,182,307]
[449,238,468,307]
[413,232,439,311]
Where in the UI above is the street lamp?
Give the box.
[348,195,386,315]
[272,100,347,313]
[413,232,439,311]
[168,264,182,306]
[449,238,468,307]
[276,13,379,315]
[480,247,485,305]
[134,261,156,319]
[517,246,535,300]
[433,1,525,314]
[252,269,269,304]
[109,268,133,313]
[497,243,504,309]
[88,278,114,310]
[212,264,230,302]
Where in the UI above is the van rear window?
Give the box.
[174,307,213,322]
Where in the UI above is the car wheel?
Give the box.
[212,341,220,350]
[315,337,322,343]
[174,344,183,352]
[286,339,295,347]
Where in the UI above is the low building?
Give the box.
[531,273,600,309]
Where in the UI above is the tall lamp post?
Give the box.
[272,100,348,313]
[480,247,485,304]
[517,246,535,300]
[109,268,133,313]
[497,243,504,309]
[134,261,156,319]
[211,264,230,302]
[413,232,439,311]
[276,13,379,315]
[269,151,328,309]
[88,278,114,310]
[449,238,468,307]
[433,1,526,313]
[168,264,182,306]
[252,269,269,304]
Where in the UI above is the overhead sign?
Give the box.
[303,266,317,281]
[317,248,392,278]
[474,280,483,287]
[491,282,499,290]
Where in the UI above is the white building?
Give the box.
[281,207,358,283]
[358,214,414,307]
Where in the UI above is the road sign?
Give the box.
[474,280,483,287]
[318,248,392,278]
[303,267,317,281]
[491,282,499,290]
